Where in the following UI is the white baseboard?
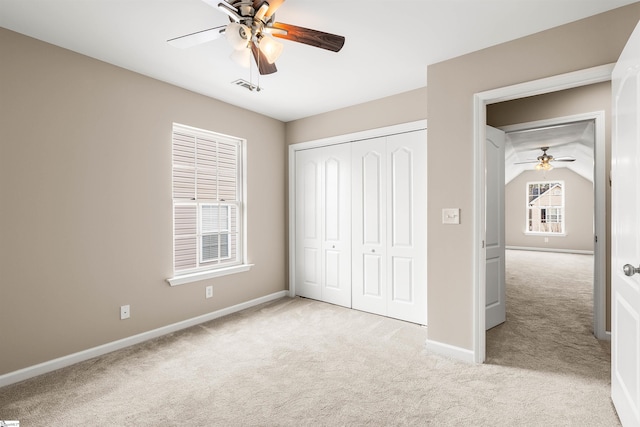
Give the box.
[600,330,612,342]
[425,339,476,363]
[506,246,594,255]
[0,291,288,388]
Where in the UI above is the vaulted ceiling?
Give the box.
[505,121,595,184]
[0,0,636,122]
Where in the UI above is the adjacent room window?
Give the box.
[171,123,245,280]
[526,181,565,234]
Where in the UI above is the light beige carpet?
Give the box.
[0,250,618,426]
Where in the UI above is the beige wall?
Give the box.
[0,28,286,375]
[285,87,427,145]
[505,169,594,251]
[427,4,640,350]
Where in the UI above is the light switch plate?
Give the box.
[442,208,460,224]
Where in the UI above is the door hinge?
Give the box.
[595,235,598,243]
[482,240,485,248]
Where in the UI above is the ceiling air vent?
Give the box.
[232,79,261,92]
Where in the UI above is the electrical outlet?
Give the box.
[120,304,130,320]
[205,286,213,299]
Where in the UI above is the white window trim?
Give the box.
[167,123,251,286]
[524,180,565,236]
[167,263,254,286]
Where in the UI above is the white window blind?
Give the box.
[172,124,243,275]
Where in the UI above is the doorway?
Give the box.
[472,64,612,363]
[498,114,602,326]
[487,114,605,368]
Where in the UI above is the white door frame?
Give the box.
[288,120,428,298]
[473,64,614,363]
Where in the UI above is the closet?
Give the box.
[291,123,427,325]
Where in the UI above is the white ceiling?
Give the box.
[0,0,636,122]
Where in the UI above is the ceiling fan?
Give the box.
[514,146,576,171]
[167,0,345,75]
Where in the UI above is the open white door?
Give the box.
[486,126,506,330]
[612,20,640,426]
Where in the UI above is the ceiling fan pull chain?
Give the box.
[249,51,253,90]
[257,52,261,91]
[253,42,261,92]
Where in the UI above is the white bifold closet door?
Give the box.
[294,144,352,308]
[351,130,427,325]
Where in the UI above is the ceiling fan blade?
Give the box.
[514,160,539,164]
[167,26,226,48]
[251,43,278,75]
[202,0,232,10]
[271,22,345,52]
[553,158,576,162]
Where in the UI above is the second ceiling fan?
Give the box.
[515,146,576,171]
[168,0,346,75]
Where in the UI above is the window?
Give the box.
[169,124,249,285]
[526,181,564,234]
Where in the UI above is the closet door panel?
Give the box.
[352,137,387,316]
[295,149,322,300]
[363,254,383,296]
[386,131,427,325]
[391,256,413,302]
[390,147,414,247]
[320,144,352,308]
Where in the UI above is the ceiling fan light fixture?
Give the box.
[258,35,283,64]
[226,22,250,50]
[230,47,251,68]
[535,161,553,171]
[171,0,346,75]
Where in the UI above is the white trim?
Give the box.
[0,291,288,388]
[287,120,427,298]
[425,339,475,363]
[167,263,254,286]
[287,147,296,298]
[473,64,613,363]
[290,120,428,152]
[506,246,594,255]
[479,63,615,104]
[170,123,248,280]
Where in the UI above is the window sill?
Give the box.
[524,232,567,237]
[167,264,254,287]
